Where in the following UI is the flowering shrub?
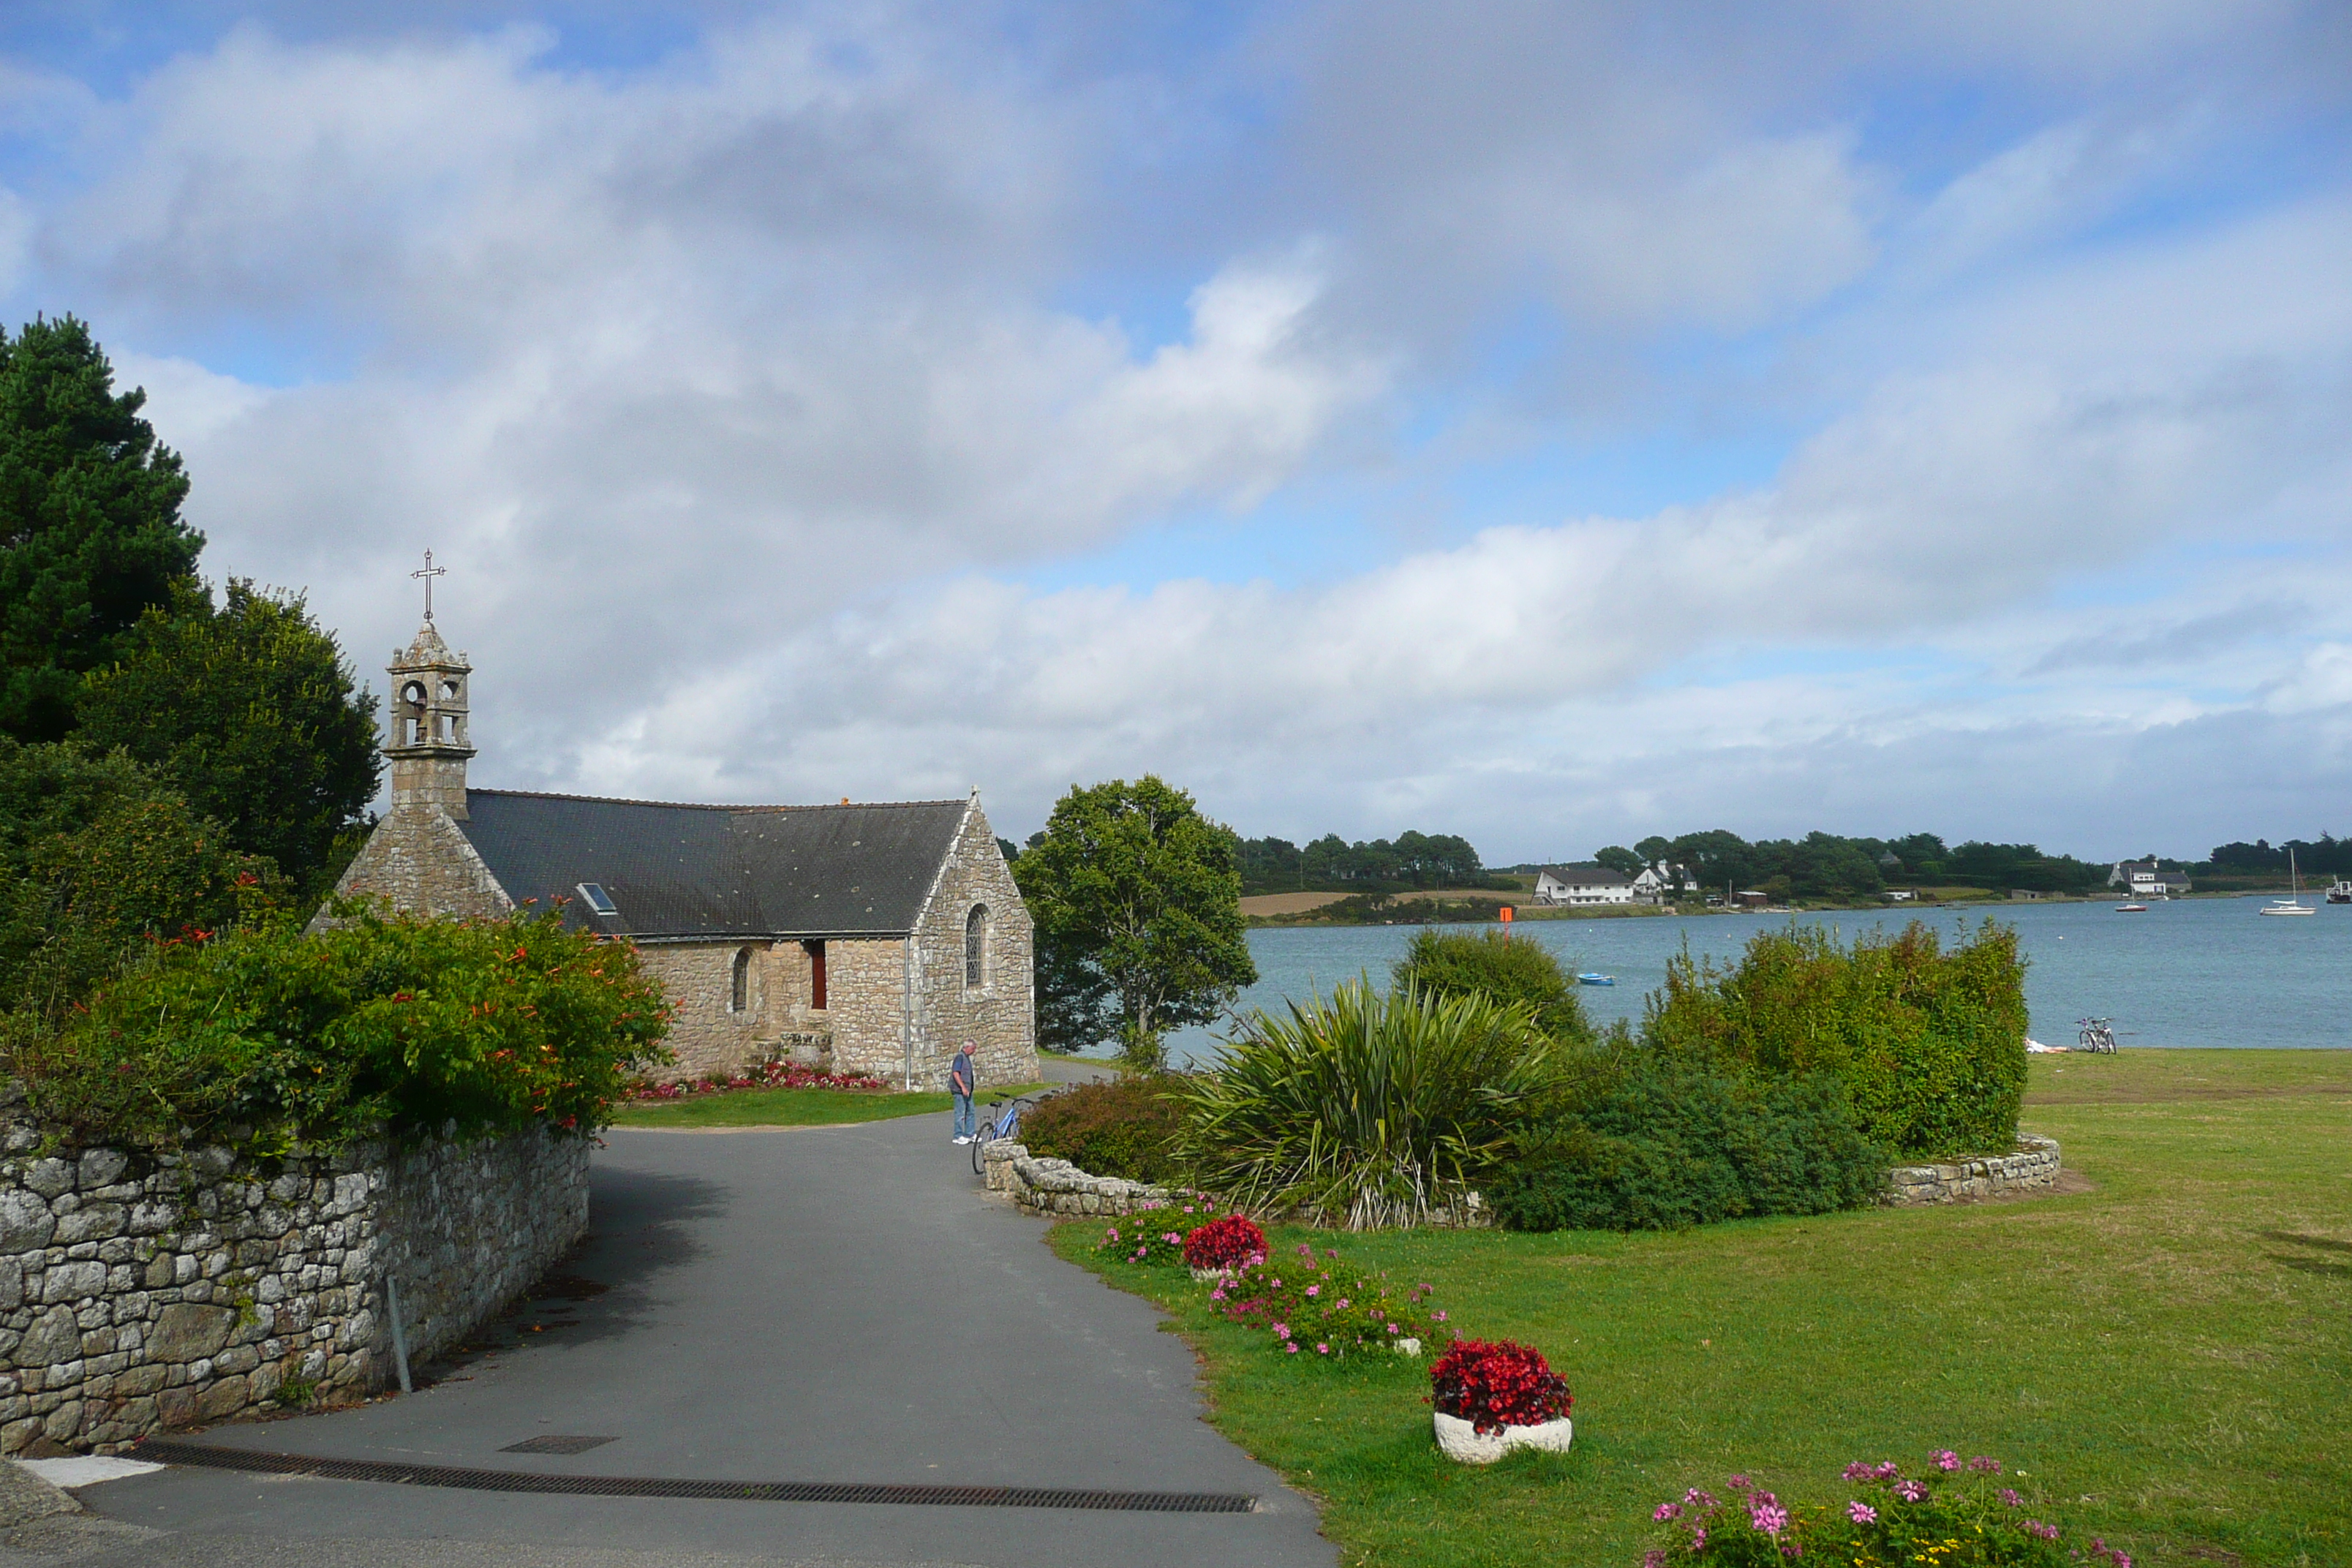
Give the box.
[1183,1213,1267,1270]
[1643,1452,2129,1568]
[1428,1338,1571,1434]
[1095,1221,1189,1266]
[625,1060,887,1101]
[1215,1241,1441,1359]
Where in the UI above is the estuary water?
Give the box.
[1158,895,2352,1067]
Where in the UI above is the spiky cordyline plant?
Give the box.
[1177,981,1563,1230]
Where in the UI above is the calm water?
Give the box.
[1156,896,2352,1066]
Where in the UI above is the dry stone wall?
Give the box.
[313,803,513,932]
[1882,1135,2061,1206]
[0,1093,586,1456]
[980,1142,1174,1218]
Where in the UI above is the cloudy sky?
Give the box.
[4,1,2348,862]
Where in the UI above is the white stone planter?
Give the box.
[1433,1411,1573,1464]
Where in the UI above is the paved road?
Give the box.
[7,1117,1332,1568]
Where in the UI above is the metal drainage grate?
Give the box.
[500,1436,617,1455]
[132,1440,1256,1514]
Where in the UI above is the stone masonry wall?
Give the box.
[907,801,1037,1093]
[981,1142,1174,1218]
[824,938,913,1083]
[0,1096,586,1457]
[314,804,514,933]
[1882,1135,2061,1206]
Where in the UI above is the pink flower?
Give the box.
[1684,1489,1717,1508]
[1387,1323,1399,1334]
[1969,1456,2000,1473]
[1999,1489,2023,1509]
[1644,1553,1667,1568]
[1894,1480,1927,1502]
[1730,1475,1752,1491]
[1749,1495,1788,1535]
[1297,1243,1314,1257]
[1285,1341,1298,1354]
[1306,1284,1320,1297]
[1842,1462,1873,1481]
[1105,1227,1120,1241]
[1433,1311,1447,1322]
[1689,1528,1706,1552]
[1335,1299,1349,1309]
[1872,1462,1901,1480]
[1847,1502,1877,1525]
[1654,1504,1682,1522]
[1933,1450,1960,1471]
[1316,1342,1330,1354]
[1273,1322,1290,1338]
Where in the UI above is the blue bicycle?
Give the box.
[970,1092,1048,1175]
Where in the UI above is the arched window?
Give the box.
[731,947,752,1014]
[965,905,989,990]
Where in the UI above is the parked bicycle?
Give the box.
[970,1092,1049,1176]
[2076,1017,2118,1054]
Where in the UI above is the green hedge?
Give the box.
[1019,1074,1191,1185]
[4,903,672,1155]
[1643,919,2027,1159]
[1392,927,1592,1043]
[1489,1052,1884,1232]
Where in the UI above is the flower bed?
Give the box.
[623,1059,890,1101]
[1646,1452,2133,1567]
[1096,1219,1189,1266]
[1429,1338,1571,1434]
[1211,1241,1442,1358]
[1183,1213,1267,1271]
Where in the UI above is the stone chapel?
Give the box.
[321,615,1039,1090]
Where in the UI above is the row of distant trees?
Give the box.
[1584,830,2111,902]
[2200,837,2352,878]
[1232,830,1504,894]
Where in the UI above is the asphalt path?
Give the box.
[9,1114,1333,1568]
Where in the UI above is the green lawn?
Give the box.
[1052,1049,2352,1567]
[607,1081,1051,1129]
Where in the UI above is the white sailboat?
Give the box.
[2261,848,2317,916]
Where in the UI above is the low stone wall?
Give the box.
[1882,1135,2060,1207]
[0,1095,587,1456]
[981,1142,1175,1218]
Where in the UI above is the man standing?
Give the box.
[949,1041,979,1145]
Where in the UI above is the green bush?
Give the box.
[1392,927,1591,1043]
[0,738,284,1017]
[3,902,672,1155]
[1181,981,1568,1229]
[1644,920,2027,1159]
[1489,1050,1884,1232]
[1019,1074,1191,1184]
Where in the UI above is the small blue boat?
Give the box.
[1576,973,1616,987]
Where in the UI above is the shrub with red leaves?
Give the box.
[1429,1338,1572,1435]
[1183,1213,1267,1270]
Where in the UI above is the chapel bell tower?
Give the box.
[385,551,475,821]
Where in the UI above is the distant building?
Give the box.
[1733,889,1771,908]
[2108,860,2191,897]
[320,614,1036,1090]
[1629,862,1685,903]
[1884,889,1917,902]
[2009,889,2044,901]
[1534,864,1635,906]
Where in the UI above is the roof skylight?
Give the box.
[576,882,619,916]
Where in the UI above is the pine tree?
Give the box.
[0,316,202,742]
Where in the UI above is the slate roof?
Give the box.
[457,789,970,940]
[1535,864,1632,886]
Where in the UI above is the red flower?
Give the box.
[1429,1338,1572,1435]
[1183,1214,1267,1270]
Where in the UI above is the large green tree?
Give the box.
[0,738,281,1021]
[0,317,201,742]
[1011,775,1257,1068]
[78,580,380,895]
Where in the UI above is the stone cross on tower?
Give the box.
[410,549,447,622]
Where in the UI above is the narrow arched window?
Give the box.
[965,905,988,990]
[731,947,752,1014]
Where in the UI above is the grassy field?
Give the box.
[608,1081,1050,1129]
[1052,1049,2352,1567]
